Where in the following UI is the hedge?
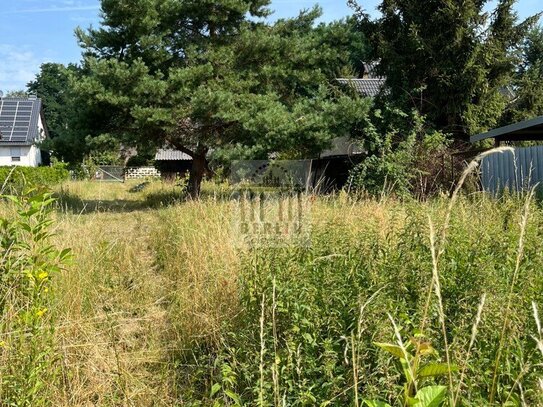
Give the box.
[0,165,70,191]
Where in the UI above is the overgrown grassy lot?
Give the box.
[1,180,543,406]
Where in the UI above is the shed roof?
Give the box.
[470,115,543,143]
[155,148,192,161]
[336,78,385,98]
[0,97,43,145]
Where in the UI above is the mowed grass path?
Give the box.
[12,180,543,405]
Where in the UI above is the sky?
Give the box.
[0,0,541,92]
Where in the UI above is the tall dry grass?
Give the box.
[1,177,542,405]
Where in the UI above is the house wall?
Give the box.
[37,114,46,143]
[0,145,42,167]
[28,144,42,166]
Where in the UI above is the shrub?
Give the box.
[0,164,70,192]
[0,189,71,405]
[347,108,450,198]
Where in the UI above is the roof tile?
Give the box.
[336,78,385,97]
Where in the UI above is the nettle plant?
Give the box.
[365,331,456,407]
[0,189,71,405]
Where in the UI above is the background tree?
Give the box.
[4,90,28,98]
[73,0,369,197]
[353,0,540,140]
[506,26,543,121]
[26,63,86,163]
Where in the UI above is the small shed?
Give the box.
[470,115,543,193]
[154,148,192,180]
[309,136,365,191]
[470,115,543,145]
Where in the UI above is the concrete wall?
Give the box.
[0,145,41,167]
[125,166,161,179]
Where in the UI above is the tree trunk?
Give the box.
[187,147,208,199]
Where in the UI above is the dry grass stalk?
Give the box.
[272,278,280,406]
[428,218,454,399]
[533,302,543,358]
[388,313,417,394]
[453,293,487,405]
[489,185,536,404]
[351,333,360,407]
[420,146,514,334]
[532,302,543,394]
[259,293,266,407]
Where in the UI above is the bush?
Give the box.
[348,108,450,198]
[0,190,71,404]
[126,155,154,167]
[0,164,70,192]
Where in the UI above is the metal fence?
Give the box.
[94,166,125,182]
[481,146,543,194]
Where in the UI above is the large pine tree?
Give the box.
[73,0,368,196]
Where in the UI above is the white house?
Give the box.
[0,96,47,167]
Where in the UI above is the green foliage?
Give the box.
[506,26,543,122]
[0,190,71,405]
[84,134,123,165]
[347,108,450,197]
[125,153,154,167]
[0,164,70,193]
[72,0,368,195]
[355,0,540,138]
[149,193,543,405]
[371,337,455,406]
[27,63,84,163]
[5,90,29,98]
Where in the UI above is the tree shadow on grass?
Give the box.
[55,197,146,214]
[54,187,235,214]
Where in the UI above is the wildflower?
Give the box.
[38,271,48,280]
[36,308,48,318]
[0,341,6,348]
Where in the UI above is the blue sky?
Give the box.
[0,0,541,92]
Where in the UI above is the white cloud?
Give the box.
[1,5,99,14]
[0,45,45,92]
[0,0,99,15]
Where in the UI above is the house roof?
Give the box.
[362,61,383,79]
[155,148,192,161]
[470,115,543,143]
[336,78,385,98]
[0,97,43,145]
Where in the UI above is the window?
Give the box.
[10,147,21,163]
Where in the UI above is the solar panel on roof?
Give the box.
[0,98,41,143]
